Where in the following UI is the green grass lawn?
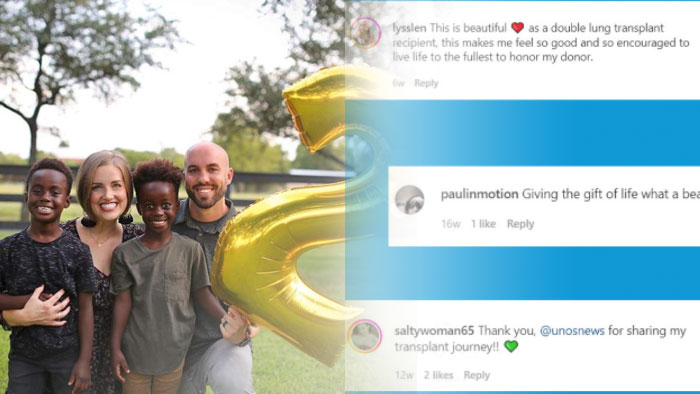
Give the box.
[0,233,346,393]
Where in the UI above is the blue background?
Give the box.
[345,100,700,300]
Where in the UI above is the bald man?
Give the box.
[174,142,256,394]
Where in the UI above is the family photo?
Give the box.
[0,1,350,393]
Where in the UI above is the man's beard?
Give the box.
[186,184,226,209]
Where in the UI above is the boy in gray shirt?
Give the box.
[110,159,227,394]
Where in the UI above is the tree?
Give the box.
[213,0,350,170]
[212,121,289,172]
[115,147,185,169]
[0,150,55,182]
[260,0,345,68]
[223,63,301,140]
[211,112,290,193]
[291,140,344,171]
[0,152,24,165]
[0,0,181,166]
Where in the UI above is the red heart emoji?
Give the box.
[512,22,524,33]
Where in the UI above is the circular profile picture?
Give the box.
[350,17,381,49]
[348,319,382,353]
[395,185,424,215]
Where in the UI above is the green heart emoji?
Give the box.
[504,340,518,353]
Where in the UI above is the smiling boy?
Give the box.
[0,158,96,394]
[110,159,226,394]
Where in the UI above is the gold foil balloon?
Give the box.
[211,66,385,366]
[283,66,382,153]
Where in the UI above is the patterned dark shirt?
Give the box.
[62,219,143,394]
[0,229,96,359]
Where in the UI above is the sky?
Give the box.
[0,0,294,160]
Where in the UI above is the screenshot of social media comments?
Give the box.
[343,1,700,392]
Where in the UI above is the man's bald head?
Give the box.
[185,141,230,168]
[183,141,233,212]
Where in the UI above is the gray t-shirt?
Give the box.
[110,233,210,375]
[173,198,236,370]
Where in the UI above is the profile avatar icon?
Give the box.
[350,17,381,49]
[395,185,424,215]
[348,319,382,353]
[356,21,374,45]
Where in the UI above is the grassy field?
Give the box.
[0,225,346,393]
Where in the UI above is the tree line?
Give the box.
[1,0,348,173]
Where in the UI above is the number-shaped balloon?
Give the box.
[211,66,384,366]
